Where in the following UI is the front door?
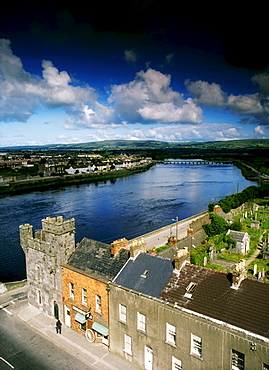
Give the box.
[64,305,71,327]
[54,301,59,319]
[144,346,153,370]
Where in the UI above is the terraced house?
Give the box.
[61,237,130,345]
[109,249,269,370]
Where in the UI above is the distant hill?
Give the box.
[1,139,269,152]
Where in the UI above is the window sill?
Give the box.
[190,352,203,361]
[119,320,127,325]
[165,341,177,348]
[137,329,146,335]
[123,349,133,356]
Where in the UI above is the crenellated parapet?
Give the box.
[41,216,75,235]
[130,237,147,257]
[20,216,75,258]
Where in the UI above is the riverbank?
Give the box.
[233,161,269,183]
[0,163,154,196]
[0,279,27,293]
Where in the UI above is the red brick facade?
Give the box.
[62,266,109,343]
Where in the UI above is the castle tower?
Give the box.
[20,216,75,320]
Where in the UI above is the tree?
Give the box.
[203,213,229,237]
[230,220,242,231]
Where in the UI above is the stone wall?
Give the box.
[19,216,76,320]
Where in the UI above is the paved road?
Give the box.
[135,213,207,250]
[0,292,95,370]
[0,287,138,370]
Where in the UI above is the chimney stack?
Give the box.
[213,205,222,215]
[174,247,190,271]
[129,238,147,258]
[187,228,194,237]
[110,238,128,256]
[230,259,247,289]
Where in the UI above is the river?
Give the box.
[0,162,256,283]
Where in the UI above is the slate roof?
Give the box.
[160,263,269,339]
[65,237,130,283]
[113,252,174,297]
[228,230,248,242]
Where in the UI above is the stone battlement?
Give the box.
[41,216,75,235]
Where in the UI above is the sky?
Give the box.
[1,2,269,147]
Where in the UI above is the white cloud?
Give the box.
[165,53,174,64]
[109,68,202,124]
[185,80,226,106]
[125,123,243,142]
[0,39,96,122]
[66,101,116,128]
[227,93,263,115]
[123,50,137,63]
[251,73,269,95]
[186,77,269,124]
[138,100,202,124]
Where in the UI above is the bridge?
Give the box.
[160,160,232,165]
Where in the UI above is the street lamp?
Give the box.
[172,216,179,241]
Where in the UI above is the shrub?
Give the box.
[203,213,229,237]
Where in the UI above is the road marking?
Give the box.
[0,357,14,369]
[3,308,13,315]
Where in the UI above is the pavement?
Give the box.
[0,285,138,370]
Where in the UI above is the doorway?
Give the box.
[144,345,153,370]
[54,301,59,319]
[64,305,71,327]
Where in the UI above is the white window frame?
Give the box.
[137,312,146,332]
[124,334,132,355]
[231,349,244,370]
[119,304,127,323]
[172,356,182,370]
[69,282,74,300]
[81,288,87,305]
[166,323,176,346]
[191,334,202,357]
[95,294,101,313]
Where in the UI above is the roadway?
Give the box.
[132,212,207,250]
[0,286,137,370]
[0,292,95,370]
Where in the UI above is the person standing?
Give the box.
[55,319,62,334]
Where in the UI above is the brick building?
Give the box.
[62,237,130,345]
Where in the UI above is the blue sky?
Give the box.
[1,3,269,147]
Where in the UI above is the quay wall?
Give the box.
[128,211,208,245]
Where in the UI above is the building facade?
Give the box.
[62,266,109,344]
[109,253,269,369]
[20,216,75,320]
[61,237,130,344]
[227,230,250,254]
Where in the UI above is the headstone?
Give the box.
[0,283,7,294]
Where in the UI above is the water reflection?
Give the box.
[0,163,256,282]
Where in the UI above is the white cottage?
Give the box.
[227,230,250,254]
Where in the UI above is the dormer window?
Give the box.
[184,282,197,298]
[141,270,149,278]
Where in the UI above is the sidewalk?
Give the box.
[16,301,138,370]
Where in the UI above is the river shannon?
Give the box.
[0,162,256,283]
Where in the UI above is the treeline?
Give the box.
[208,184,269,213]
